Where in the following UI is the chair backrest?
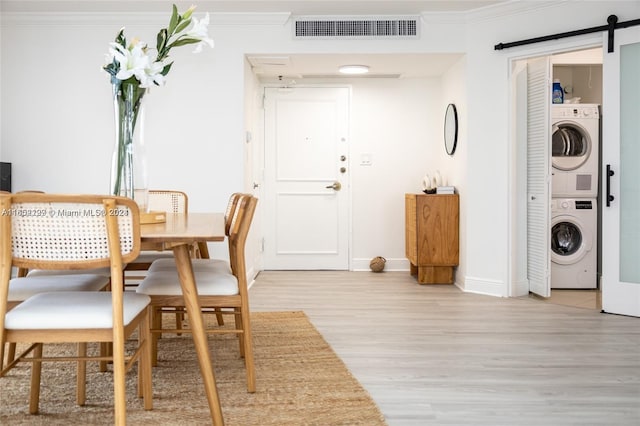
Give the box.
[147,190,188,214]
[0,193,140,273]
[227,195,258,288]
[0,193,141,341]
[224,193,254,236]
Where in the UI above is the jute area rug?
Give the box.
[1,311,387,425]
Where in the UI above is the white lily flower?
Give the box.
[139,61,166,88]
[168,12,214,52]
[111,41,151,81]
[103,5,215,88]
[187,13,213,43]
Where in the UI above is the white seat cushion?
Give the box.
[27,267,112,278]
[8,274,110,302]
[5,292,151,330]
[137,269,238,296]
[148,258,230,273]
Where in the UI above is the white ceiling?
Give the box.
[0,0,508,80]
[248,53,466,82]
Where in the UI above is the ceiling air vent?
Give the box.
[294,16,419,39]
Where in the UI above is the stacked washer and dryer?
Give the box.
[550,104,600,289]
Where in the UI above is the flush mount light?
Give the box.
[338,65,370,75]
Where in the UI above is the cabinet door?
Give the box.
[417,195,459,266]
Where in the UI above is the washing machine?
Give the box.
[551,104,600,198]
[550,198,597,289]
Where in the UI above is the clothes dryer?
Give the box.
[551,104,600,198]
[550,198,597,289]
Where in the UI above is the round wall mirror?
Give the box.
[444,103,458,156]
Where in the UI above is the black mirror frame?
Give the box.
[444,103,458,156]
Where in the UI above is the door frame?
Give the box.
[258,83,353,270]
[507,36,603,297]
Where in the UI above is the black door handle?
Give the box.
[606,164,615,207]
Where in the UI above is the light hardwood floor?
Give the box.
[249,271,640,426]
[534,289,602,311]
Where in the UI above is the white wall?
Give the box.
[2,1,639,297]
[441,56,467,287]
[347,77,443,271]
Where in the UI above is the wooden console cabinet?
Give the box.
[405,193,459,284]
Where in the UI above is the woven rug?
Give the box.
[0,311,387,425]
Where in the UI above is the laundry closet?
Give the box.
[549,48,603,294]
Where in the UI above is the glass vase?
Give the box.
[110,82,149,211]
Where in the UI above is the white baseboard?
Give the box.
[463,276,507,297]
[510,278,529,297]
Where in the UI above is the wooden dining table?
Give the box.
[140,212,226,425]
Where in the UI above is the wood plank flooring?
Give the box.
[534,289,602,311]
[249,271,640,426]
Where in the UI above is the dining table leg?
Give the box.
[172,244,224,426]
[197,241,210,259]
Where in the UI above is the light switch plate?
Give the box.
[360,154,372,166]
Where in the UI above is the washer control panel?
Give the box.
[551,199,593,212]
[551,105,600,119]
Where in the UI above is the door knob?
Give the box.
[325,182,342,191]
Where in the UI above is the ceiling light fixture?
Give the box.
[338,65,370,75]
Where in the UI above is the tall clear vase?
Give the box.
[110,82,149,212]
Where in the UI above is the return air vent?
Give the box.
[294,16,419,39]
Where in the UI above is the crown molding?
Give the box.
[0,11,291,26]
[465,0,564,23]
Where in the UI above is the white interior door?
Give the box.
[263,87,350,270]
[526,57,552,297]
[601,27,640,317]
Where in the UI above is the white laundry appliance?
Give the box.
[551,104,600,198]
[550,198,597,289]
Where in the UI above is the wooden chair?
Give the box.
[125,190,189,273]
[137,194,258,392]
[149,192,244,329]
[0,193,153,424]
[149,192,244,275]
[2,189,111,368]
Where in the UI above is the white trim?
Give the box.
[500,34,603,61]
[466,1,567,23]
[506,35,603,298]
[1,12,166,26]
[214,12,291,26]
[464,276,507,297]
[0,11,291,26]
[420,1,561,24]
[510,278,530,297]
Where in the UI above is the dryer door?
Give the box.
[551,121,592,171]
